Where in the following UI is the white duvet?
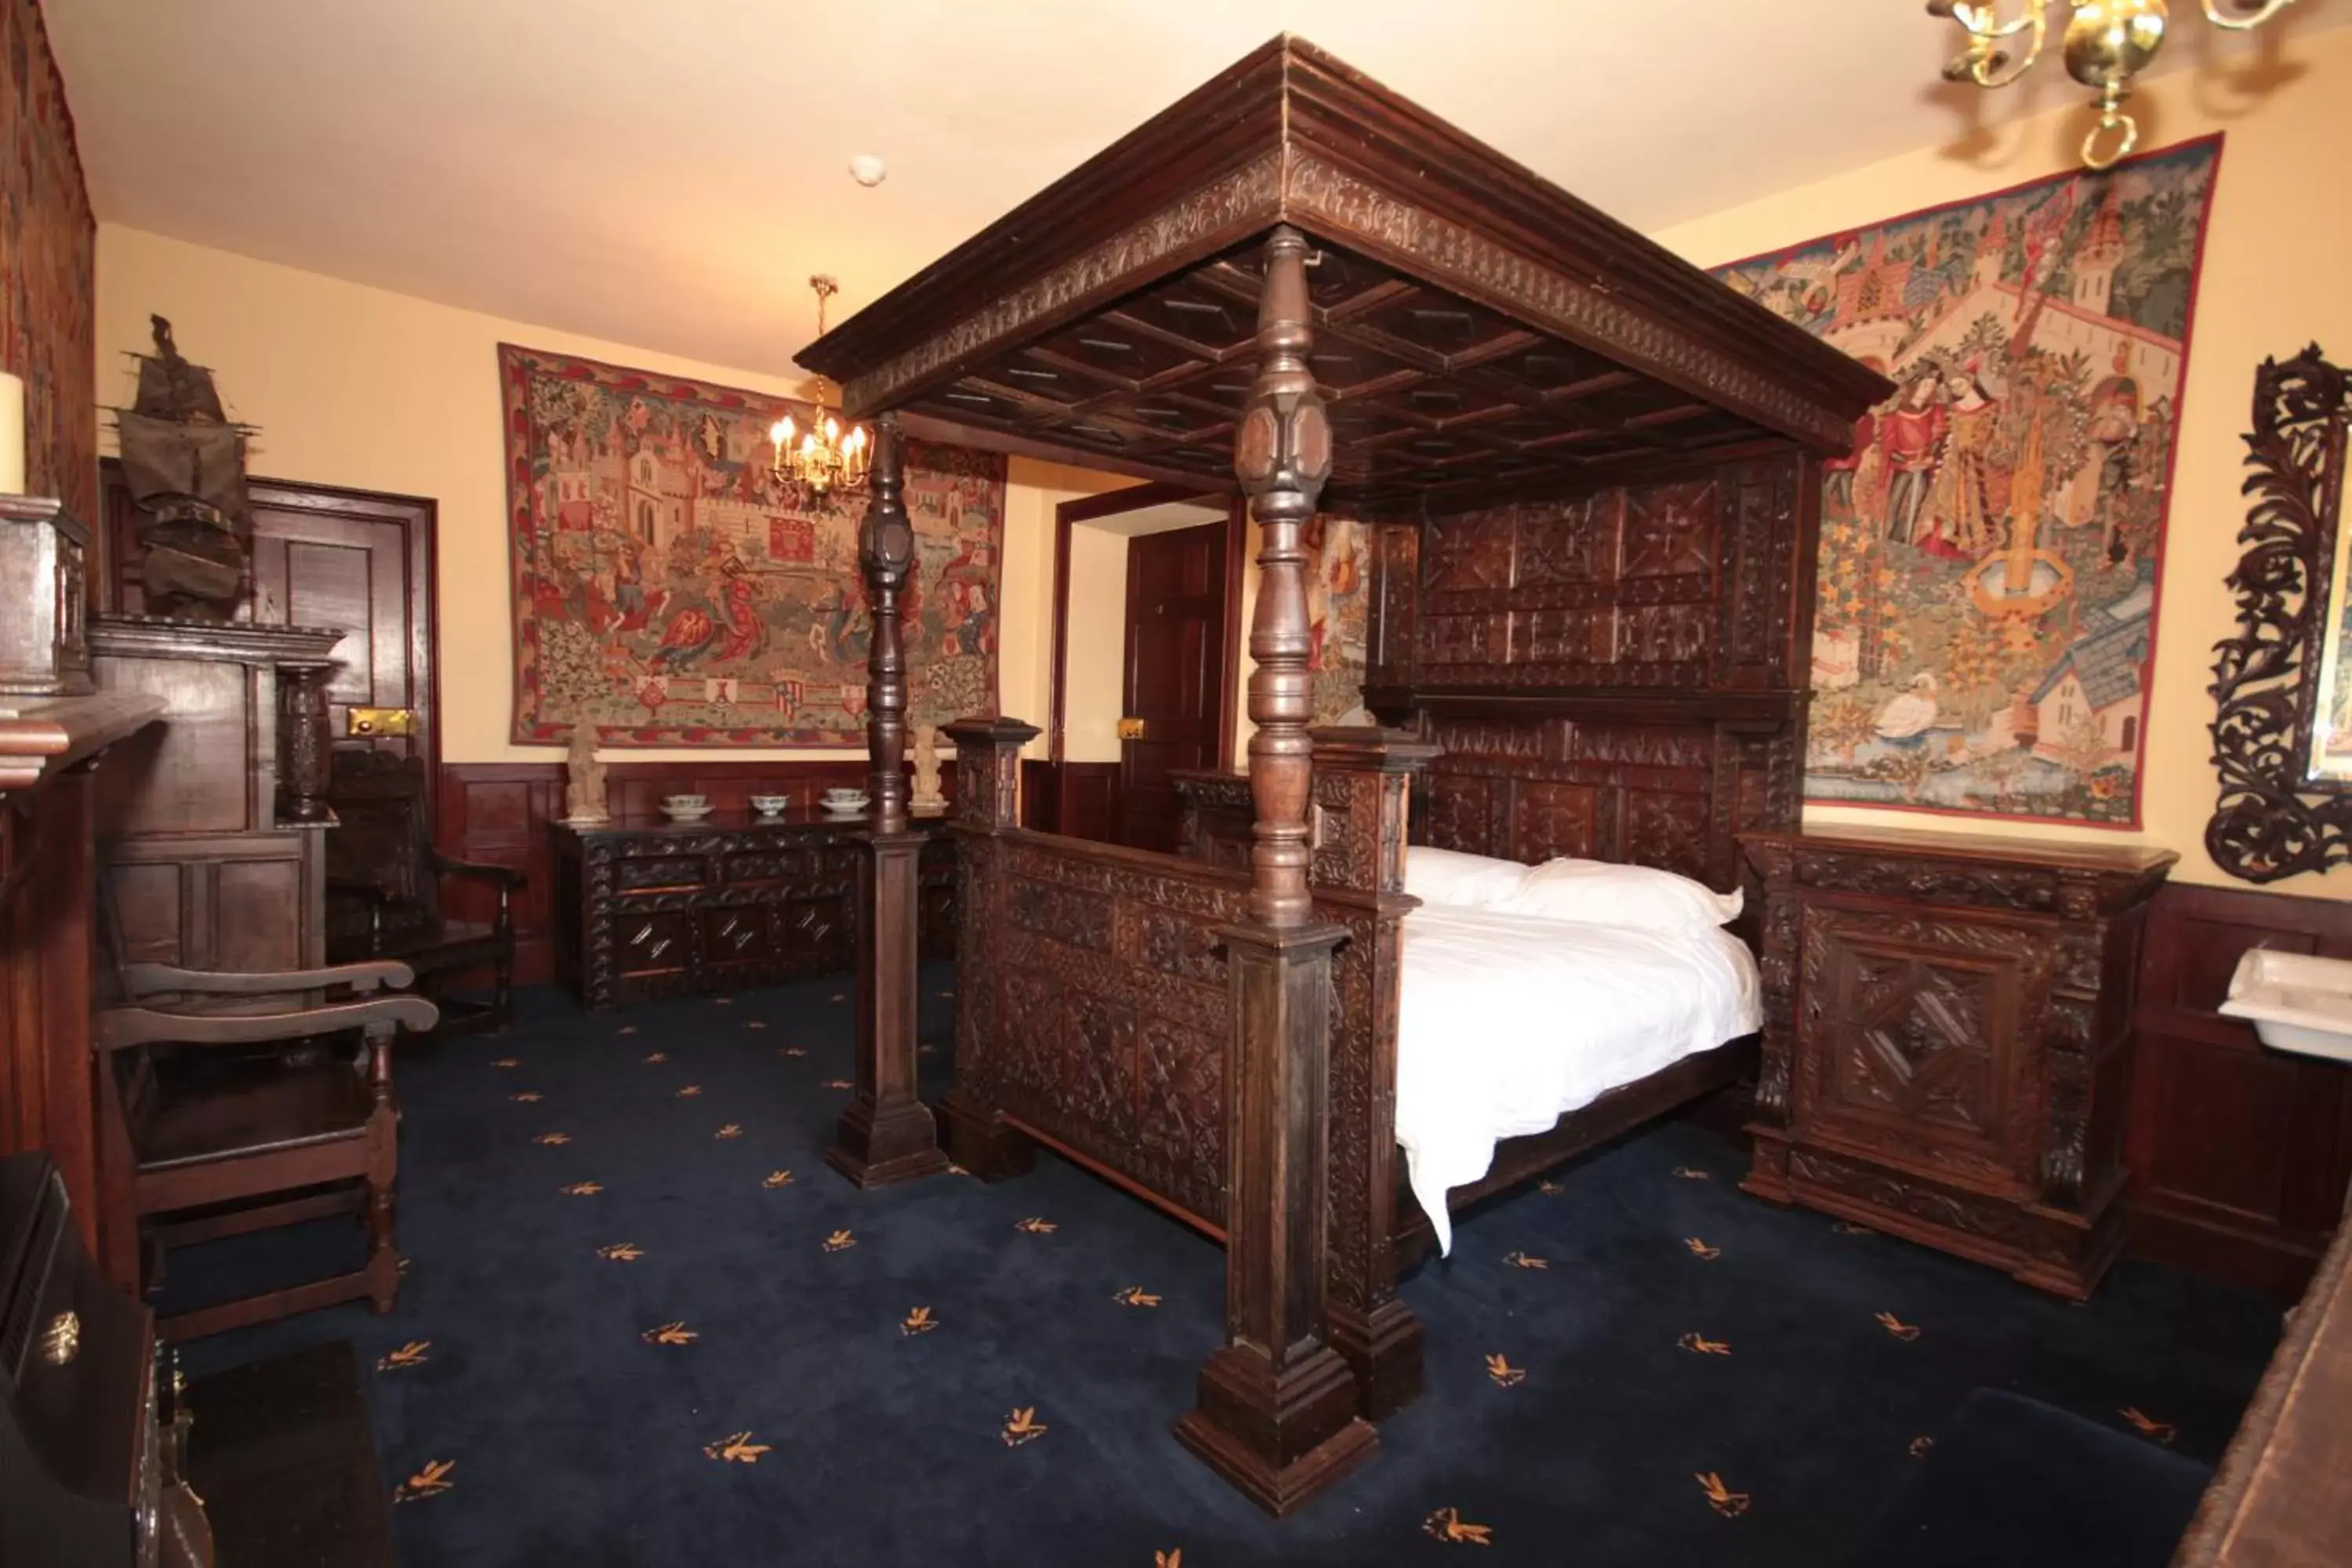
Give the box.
[1395,903,1761,1254]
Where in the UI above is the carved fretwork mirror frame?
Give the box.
[2208,345,2352,881]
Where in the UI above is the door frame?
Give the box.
[1047,481,1245,772]
[98,460,445,810]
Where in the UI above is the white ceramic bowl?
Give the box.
[750,794,789,815]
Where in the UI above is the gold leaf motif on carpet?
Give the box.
[377,1340,430,1372]
[1112,1286,1161,1308]
[1484,1354,1525,1388]
[704,1431,770,1464]
[1684,1238,1722,1260]
[1679,1333,1731,1356]
[597,1243,644,1261]
[823,1229,856,1252]
[642,1322,698,1346]
[1000,1406,1048,1446]
[1696,1472,1751,1517]
[1422,1507,1493,1544]
[1501,1251,1547,1270]
[1875,1311,1922,1341]
[762,1170,795,1189]
[394,1459,456,1503]
[2119,1406,2177,1444]
[902,1306,939,1336]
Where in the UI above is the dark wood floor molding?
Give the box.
[2125,880,2352,1298]
[437,758,912,987]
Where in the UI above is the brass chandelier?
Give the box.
[769,274,869,503]
[1929,0,2296,169]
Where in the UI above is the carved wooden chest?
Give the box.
[1738,826,2175,1299]
[550,809,956,1009]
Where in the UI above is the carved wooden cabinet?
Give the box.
[1740,826,2175,1299]
[1170,768,1254,869]
[550,808,955,1009]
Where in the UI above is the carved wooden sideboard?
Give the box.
[550,808,955,1009]
[1740,826,2175,1299]
[1170,768,1254,870]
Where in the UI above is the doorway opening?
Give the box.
[1041,483,1243,851]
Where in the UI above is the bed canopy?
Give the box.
[803,35,1889,1517]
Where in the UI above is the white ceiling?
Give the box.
[49,1,2347,379]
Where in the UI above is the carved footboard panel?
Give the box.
[954,825,1252,1228]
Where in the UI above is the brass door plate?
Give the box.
[347,706,417,738]
[1116,717,1145,740]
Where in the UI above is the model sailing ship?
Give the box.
[110,315,255,619]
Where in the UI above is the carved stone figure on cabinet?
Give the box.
[911,722,946,816]
[563,728,608,825]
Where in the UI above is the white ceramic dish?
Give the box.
[659,803,715,822]
[2219,948,2352,1065]
[750,795,789,815]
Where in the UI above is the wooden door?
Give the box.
[1118,521,1227,852]
[103,465,439,786]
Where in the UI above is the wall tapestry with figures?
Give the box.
[1308,512,1372,725]
[1712,136,2220,825]
[500,345,1007,746]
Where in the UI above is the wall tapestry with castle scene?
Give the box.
[1713,137,2220,825]
[501,345,1007,746]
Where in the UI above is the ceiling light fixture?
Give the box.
[769,275,869,504]
[1928,0,2295,169]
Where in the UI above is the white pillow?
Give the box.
[1403,847,1533,909]
[1509,857,1743,933]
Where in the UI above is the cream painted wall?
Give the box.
[93,223,1119,764]
[1646,27,2352,891]
[1064,526,1131,764]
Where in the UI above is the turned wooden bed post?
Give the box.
[1172,225,1377,1515]
[826,411,950,1189]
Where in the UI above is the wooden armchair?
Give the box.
[95,954,438,1342]
[324,748,521,1034]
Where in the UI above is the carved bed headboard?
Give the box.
[1362,451,1818,893]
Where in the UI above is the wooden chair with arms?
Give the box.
[93,944,438,1342]
[323,748,521,1034]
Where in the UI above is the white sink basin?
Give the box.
[2220,949,2352,1065]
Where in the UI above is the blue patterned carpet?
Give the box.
[172,968,2281,1566]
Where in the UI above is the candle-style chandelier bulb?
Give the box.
[771,274,872,502]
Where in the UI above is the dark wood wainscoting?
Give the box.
[1018,760,1120,843]
[2126,882,2352,1298]
[437,758,916,987]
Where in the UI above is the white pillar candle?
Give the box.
[0,372,24,492]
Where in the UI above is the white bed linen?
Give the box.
[1396,903,1761,1254]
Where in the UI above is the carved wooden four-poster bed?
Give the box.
[800,37,1889,1515]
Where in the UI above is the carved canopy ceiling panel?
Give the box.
[894,245,1780,504]
[800,39,1889,512]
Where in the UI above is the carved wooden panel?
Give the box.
[1414,711,1784,891]
[964,834,1250,1226]
[1795,908,2043,1197]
